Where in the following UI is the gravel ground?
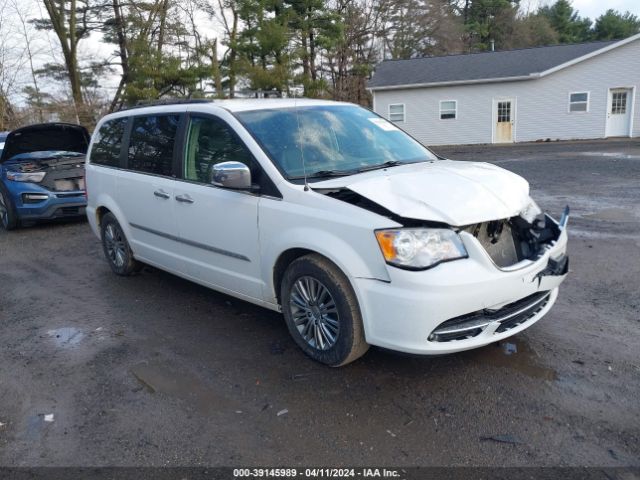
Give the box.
[0,139,638,467]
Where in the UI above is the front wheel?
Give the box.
[100,212,142,276]
[281,254,369,366]
[0,185,19,230]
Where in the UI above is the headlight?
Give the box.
[6,171,46,183]
[375,228,468,270]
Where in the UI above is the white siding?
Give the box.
[372,39,640,145]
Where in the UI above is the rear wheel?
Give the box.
[0,186,19,230]
[281,254,369,366]
[100,212,142,275]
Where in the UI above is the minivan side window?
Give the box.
[128,115,180,176]
[91,118,127,167]
[184,116,255,183]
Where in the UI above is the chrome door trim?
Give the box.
[129,222,251,262]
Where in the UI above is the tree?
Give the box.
[538,0,592,43]
[503,12,559,49]
[324,0,385,104]
[234,0,293,95]
[464,0,520,51]
[380,0,463,58]
[0,0,22,130]
[286,0,343,96]
[101,0,211,107]
[12,0,45,122]
[204,0,242,97]
[37,0,100,125]
[593,10,640,40]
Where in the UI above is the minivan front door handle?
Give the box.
[175,194,194,204]
[154,189,171,199]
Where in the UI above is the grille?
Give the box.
[55,206,84,216]
[429,291,551,343]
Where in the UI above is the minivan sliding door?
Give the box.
[117,113,185,273]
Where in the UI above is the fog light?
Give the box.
[22,193,49,203]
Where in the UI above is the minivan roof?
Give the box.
[111,98,354,117]
[217,98,355,112]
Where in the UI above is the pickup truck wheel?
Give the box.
[0,186,19,230]
[100,212,142,276]
[281,254,369,366]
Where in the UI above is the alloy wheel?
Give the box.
[0,192,8,228]
[104,223,127,268]
[289,276,340,350]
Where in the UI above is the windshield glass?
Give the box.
[235,105,437,180]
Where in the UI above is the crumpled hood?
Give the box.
[312,160,532,226]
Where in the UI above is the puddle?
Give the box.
[26,414,54,440]
[467,339,557,381]
[580,207,637,223]
[130,363,231,414]
[47,327,85,348]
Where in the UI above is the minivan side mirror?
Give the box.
[211,161,252,190]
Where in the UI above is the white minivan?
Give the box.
[86,99,569,366]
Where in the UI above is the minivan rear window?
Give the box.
[91,118,127,167]
[128,115,180,176]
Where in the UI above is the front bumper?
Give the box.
[8,181,86,220]
[354,222,569,355]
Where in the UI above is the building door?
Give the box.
[494,99,515,143]
[606,88,633,137]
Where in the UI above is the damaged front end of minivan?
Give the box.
[311,160,569,353]
[324,184,568,273]
[459,206,570,272]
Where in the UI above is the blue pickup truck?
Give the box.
[0,123,89,230]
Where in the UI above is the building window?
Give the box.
[497,101,511,122]
[569,92,589,113]
[388,104,405,122]
[440,100,457,119]
[611,91,627,114]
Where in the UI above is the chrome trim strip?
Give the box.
[433,320,491,336]
[433,292,551,335]
[129,223,251,262]
[486,292,551,323]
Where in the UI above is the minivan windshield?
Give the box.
[235,105,438,180]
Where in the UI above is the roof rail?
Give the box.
[118,98,214,111]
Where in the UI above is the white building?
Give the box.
[369,34,640,145]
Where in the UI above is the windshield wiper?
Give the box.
[289,169,356,180]
[356,160,419,173]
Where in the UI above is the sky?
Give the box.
[571,0,640,18]
[527,0,640,18]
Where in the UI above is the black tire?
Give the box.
[281,254,369,366]
[100,212,142,276]
[0,184,19,230]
